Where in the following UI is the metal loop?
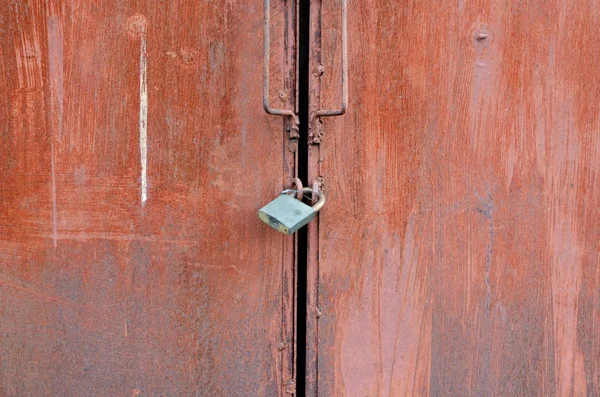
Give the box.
[264,0,300,130]
[307,188,326,212]
[311,181,320,205]
[279,187,326,213]
[280,189,297,196]
[288,178,304,200]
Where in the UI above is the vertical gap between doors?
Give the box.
[296,0,310,395]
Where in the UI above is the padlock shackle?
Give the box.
[297,188,326,212]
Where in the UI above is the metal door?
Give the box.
[0,1,298,395]
[307,0,600,395]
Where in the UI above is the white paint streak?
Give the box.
[47,16,64,141]
[139,31,148,206]
[47,14,63,248]
[51,144,58,248]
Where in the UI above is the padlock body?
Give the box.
[258,194,317,234]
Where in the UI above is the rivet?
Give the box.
[315,64,325,76]
[315,307,323,318]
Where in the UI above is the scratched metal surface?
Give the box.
[309,0,600,395]
[0,1,296,395]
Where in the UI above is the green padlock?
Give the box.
[258,188,326,234]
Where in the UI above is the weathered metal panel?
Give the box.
[0,0,296,395]
[309,0,600,395]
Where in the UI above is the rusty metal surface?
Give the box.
[0,1,296,395]
[309,0,600,396]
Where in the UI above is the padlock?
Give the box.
[258,188,326,234]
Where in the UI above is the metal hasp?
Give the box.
[264,0,300,132]
[310,0,348,143]
[258,188,326,235]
